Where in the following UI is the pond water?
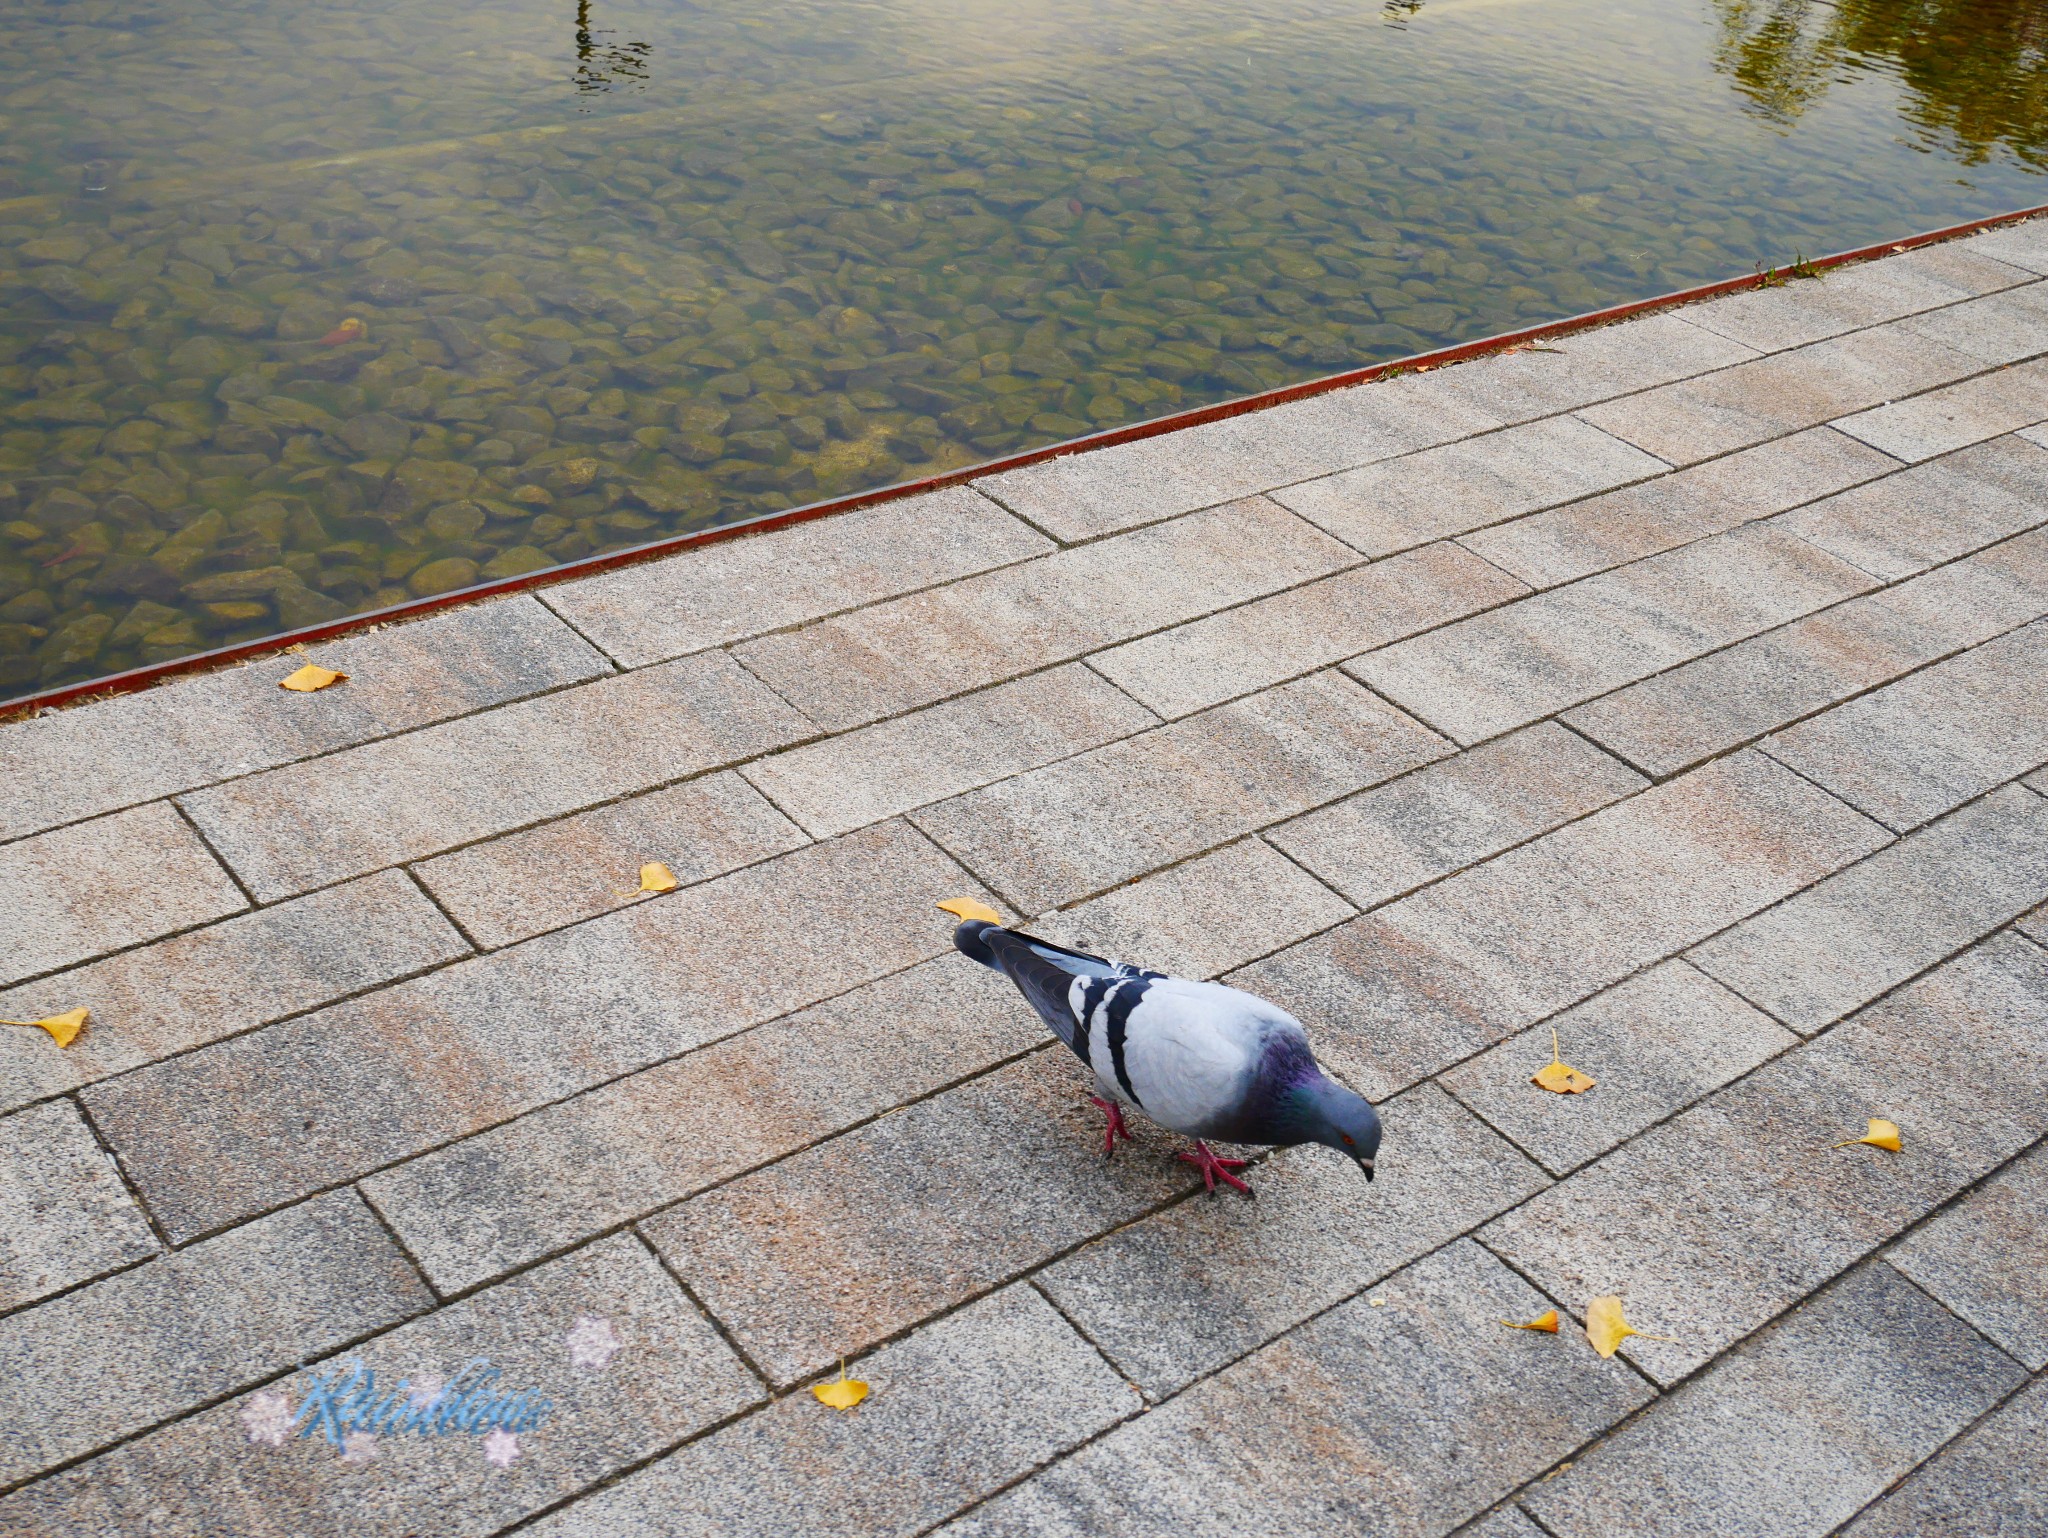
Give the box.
[3,0,2046,700]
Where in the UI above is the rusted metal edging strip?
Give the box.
[8,199,2048,720]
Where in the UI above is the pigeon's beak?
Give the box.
[1355,1156,1375,1182]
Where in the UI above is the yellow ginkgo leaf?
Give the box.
[1531,1027,1595,1095]
[279,664,347,692]
[1833,1117,1902,1152]
[1584,1296,1675,1358]
[0,1007,88,1048]
[1501,1309,1560,1333]
[638,862,679,894]
[936,896,1002,924]
[812,1360,868,1411]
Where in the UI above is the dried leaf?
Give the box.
[936,896,1002,924]
[638,862,679,894]
[1833,1117,1902,1152]
[1532,1027,1595,1094]
[279,663,347,693]
[812,1360,868,1411]
[317,317,368,346]
[1501,1310,1560,1333]
[0,1007,88,1048]
[1584,1296,1674,1358]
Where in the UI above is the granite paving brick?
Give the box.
[0,596,611,844]
[1423,310,1760,423]
[1766,617,2048,830]
[527,1285,1133,1538]
[1955,216,2048,274]
[1691,784,2048,1032]
[1453,1508,1548,1538]
[1274,415,1667,558]
[412,771,807,948]
[363,958,1037,1294]
[1086,542,1525,721]
[1483,934,2048,1383]
[1438,960,1797,1176]
[1233,752,1888,1098]
[1836,1375,2048,1538]
[1037,1084,1548,1397]
[1833,357,2048,462]
[1897,279,2048,365]
[1267,722,1646,910]
[179,651,812,901]
[539,486,1051,666]
[1775,432,2048,580]
[740,663,1157,838]
[0,1099,157,1313]
[1681,242,2034,352]
[1577,322,1985,466]
[2022,899,2048,945]
[978,372,1502,541]
[0,1189,430,1489]
[1522,1264,2026,1538]
[1458,426,1898,590]
[940,1242,1650,1538]
[1351,523,1877,744]
[0,802,246,987]
[1030,837,1354,980]
[1886,1141,2048,1369]
[643,1052,1191,1385]
[1566,527,2048,776]
[0,869,468,1114]
[913,671,1450,912]
[0,1232,761,1538]
[83,821,993,1241]
[732,497,1356,730]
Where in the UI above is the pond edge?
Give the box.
[8,199,2046,722]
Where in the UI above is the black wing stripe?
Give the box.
[1103,979,1149,1108]
[1074,975,1114,1069]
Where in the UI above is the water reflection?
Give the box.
[573,0,652,97]
[1715,0,2048,165]
[3,0,2048,701]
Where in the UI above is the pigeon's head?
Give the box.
[1295,1078,1381,1180]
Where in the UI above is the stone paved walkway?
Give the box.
[6,221,2048,1538]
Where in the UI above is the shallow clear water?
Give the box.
[3,0,2045,699]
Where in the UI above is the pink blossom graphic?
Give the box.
[241,1391,295,1448]
[565,1315,624,1370]
[339,1431,379,1464]
[405,1373,446,1411]
[483,1428,521,1469]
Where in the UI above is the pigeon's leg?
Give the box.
[1089,1095,1134,1158]
[1176,1141,1253,1197]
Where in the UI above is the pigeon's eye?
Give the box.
[1341,1134,1354,1146]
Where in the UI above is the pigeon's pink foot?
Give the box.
[1089,1095,1134,1158]
[1177,1141,1253,1196]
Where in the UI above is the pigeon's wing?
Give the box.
[955,920,1142,1062]
[1115,979,1276,1137]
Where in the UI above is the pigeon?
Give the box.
[939,898,1380,1195]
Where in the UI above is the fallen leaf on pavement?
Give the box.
[0,1007,88,1048]
[1584,1296,1674,1358]
[813,1359,868,1411]
[1833,1117,1902,1152]
[936,896,1002,924]
[1532,1027,1595,1094]
[1501,1310,1560,1332]
[638,862,679,893]
[280,664,347,692]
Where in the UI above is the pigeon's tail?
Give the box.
[952,918,1001,968]
[936,897,1118,1061]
